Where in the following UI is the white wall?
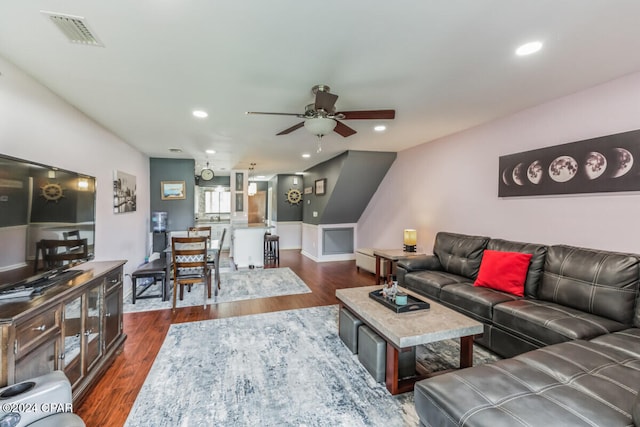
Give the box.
[272,221,302,250]
[301,223,357,262]
[0,56,149,277]
[359,71,640,254]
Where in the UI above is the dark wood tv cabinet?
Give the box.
[0,260,127,405]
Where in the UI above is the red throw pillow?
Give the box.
[473,250,532,297]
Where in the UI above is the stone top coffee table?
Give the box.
[336,285,483,395]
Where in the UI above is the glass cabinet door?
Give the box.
[84,284,103,371]
[104,288,121,349]
[15,336,60,383]
[63,296,82,386]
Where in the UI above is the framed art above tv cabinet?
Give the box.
[0,260,126,405]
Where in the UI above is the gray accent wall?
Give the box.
[323,227,354,255]
[271,174,304,222]
[303,151,396,225]
[150,158,196,232]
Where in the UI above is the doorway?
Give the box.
[248,191,266,224]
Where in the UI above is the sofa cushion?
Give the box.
[474,250,532,296]
[539,245,639,325]
[487,238,547,298]
[634,390,640,427]
[589,328,640,359]
[403,270,469,300]
[440,284,520,323]
[432,232,489,280]
[414,339,640,427]
[493,299,627,347]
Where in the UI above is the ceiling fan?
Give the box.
[246,84,395,138]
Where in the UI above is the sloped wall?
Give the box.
[358,71,640,254]
[303,151,396,225]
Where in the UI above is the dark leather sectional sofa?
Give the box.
[397,231,640,427]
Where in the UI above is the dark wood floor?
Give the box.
[75,250,377,426]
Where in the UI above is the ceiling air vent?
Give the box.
[41,11,104,47]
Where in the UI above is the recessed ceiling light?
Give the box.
[374,125,387,132]
[192,110,208,118]
[302,153,311,158]
[206,149,216,154]
[515,41,543,56]
[256,175,266,179]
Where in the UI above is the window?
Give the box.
[204,189,231,214]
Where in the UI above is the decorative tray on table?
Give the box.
[368,289,430,313]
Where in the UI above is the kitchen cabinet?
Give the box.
[231,224,273,268]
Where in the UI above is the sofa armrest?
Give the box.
[397,254,442,272]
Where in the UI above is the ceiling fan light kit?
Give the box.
[304,117,337,136]
[246,84,395,139]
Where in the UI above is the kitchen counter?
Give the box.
[195,220,230,224]
[192,221,231,250]
[232,223,273,229]
[231,224,274,268]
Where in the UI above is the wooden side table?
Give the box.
[373,249,425,285]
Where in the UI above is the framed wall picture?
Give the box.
[303,186,313,195]
[161,181,186,200]
[315,178,326,195]
[113,170,137,213]
[498,128,640,197]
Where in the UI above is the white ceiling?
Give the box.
[2,1,640,178]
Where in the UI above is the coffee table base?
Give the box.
[336,286,483,396]
[384,335,475,395]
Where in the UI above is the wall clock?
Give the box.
[200,168,214,181]
[285,188,302,205]
[200,161,214,181]
[41,182,64,202]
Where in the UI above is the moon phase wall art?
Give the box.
[499,129,640,197]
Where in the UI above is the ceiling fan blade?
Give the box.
[337,109,396,120]
[276,121,305,135]
[246,111,304,117]
[315,91,338,112]
[334,121,357,137]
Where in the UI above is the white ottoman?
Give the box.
[355,248,388,277]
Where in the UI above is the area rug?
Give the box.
[124,305,500,426]
[123,267,311,313]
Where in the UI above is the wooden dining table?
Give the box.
[163,238,221,302]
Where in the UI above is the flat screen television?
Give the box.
[0,154,96,294]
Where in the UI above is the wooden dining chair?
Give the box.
[63,230,82,253]
[208,228,226,291]
[38,238,89,270]
[171,236,211,309]
[63,229,81,240]
[188,226,212,239]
